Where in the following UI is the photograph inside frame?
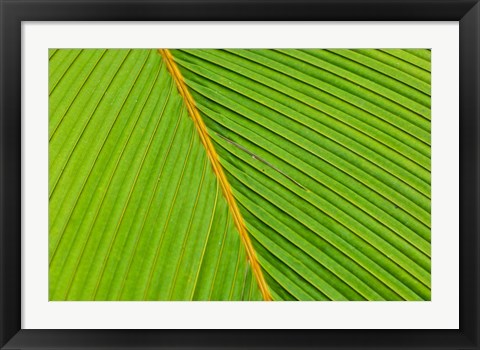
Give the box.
[48,48,431,301]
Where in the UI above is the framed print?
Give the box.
[1,0,479,349]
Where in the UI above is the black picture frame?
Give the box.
[1,0,479,349]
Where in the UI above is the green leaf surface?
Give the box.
[49,48,431,301]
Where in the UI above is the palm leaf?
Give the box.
[49,48,431,301]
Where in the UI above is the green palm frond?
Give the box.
[49,48,431,301]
